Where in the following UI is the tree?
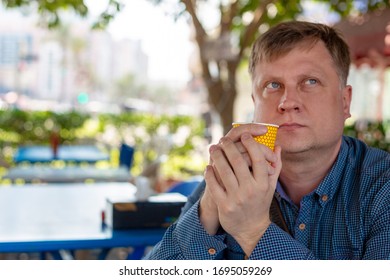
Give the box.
[157,0,302,134]
[148,0,390,134]
[1,0,124,28]
[2,0,389,133]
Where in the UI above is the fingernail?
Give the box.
[252,123,267,133]
[259,125,268,133]
[209,145,218,153]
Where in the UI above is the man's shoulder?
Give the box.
[342,136,390,216]
[343,136,390,178]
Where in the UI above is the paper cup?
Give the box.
[232,122,279,150]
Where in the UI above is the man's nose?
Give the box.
[277,88,302,113]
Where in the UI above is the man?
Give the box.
[146,21,390,259]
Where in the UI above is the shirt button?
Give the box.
[208,248,216,255]
[299,223,306,230]
[321,195,328,202]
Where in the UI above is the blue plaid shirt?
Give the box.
[146,136,390,260]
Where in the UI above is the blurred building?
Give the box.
[335,8,390,122]
[0,10,149,110]
[112,39,148,83]
[37,41,63,100]
[0,12,39,96]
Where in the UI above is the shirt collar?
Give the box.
[276,137,349,205]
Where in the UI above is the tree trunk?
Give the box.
[206,76,237,135]
[180,0,268,135]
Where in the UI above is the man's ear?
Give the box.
[343,85,352,120]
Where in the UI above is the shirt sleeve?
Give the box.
[362,180,390,259]
[145,200,227,260]
[249,223,316,260]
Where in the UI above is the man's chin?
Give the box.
[279,143,313,157]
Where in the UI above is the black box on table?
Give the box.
[105,193,187,229]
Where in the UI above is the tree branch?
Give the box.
[180,0,207,40]
[238,0,274,59]
[221,0,240,34]
[181,0,214,83]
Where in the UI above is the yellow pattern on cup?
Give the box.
[232,122,279,150]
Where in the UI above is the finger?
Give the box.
[209,145,227,187]
[213,163,224,187]
[267,163,276,176]
[266,146,280,176]
[208,144,214,165]
[272,145,283,175]
[219,137,253,187]
[241,133,277,163]
[241,152,252,167]
[235,141,246,153]
[204,164,227,202]
[265,145,282,193]
[227,123,268,142]
[209,143,239,191]
[241,133,276,183]
[232,141,253,167]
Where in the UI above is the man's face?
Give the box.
[251,41,352,157]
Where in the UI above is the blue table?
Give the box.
[0,183,166,259]
[3,166,131,183]
[13,145,110,164]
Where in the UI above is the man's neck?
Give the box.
[279,142,342,205]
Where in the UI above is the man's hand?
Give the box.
[203,124,282,256]
[199,181,220,235]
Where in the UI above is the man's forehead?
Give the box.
[259,39,323,64]
[252,53,344,91]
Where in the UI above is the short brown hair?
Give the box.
[249,21,351,85]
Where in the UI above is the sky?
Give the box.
[86,0,193,84]
[1,0,337,84]
[0,0,194,84]
[91,0,337,84]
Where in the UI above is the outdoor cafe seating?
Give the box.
[0,182,168,260]
[13,144,109,164]
[0,142,198,260]
[1,142,135,185]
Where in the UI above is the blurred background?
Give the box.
[0,0,389,183]
[0,0,390,261]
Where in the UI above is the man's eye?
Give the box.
[305,78,317,85]
[265,82,281,89]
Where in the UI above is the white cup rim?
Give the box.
[232,122,279,128]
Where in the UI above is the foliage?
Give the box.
[97,112,206,175]
[148,0,390,134]
[344,119,390,152]
[3,0,390,134]
[0,109,89,146]
[0,109,207,178]
[0,110,388,179]
[324,0,390,16]
[1,0,124,28]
